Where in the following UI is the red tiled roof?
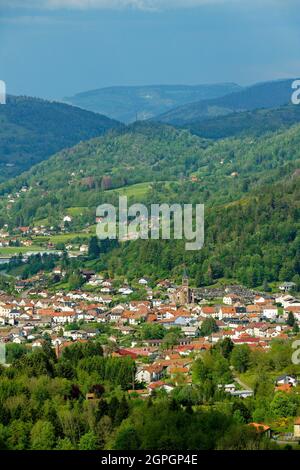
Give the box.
[201,307,216,314]
[249,423,270,433]
[275,384,292,393]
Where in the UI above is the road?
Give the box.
[234,375,253,392]
[230,366,253,391]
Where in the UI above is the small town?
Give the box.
[1,255,300,446]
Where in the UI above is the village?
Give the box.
[0,270,299,363]
[1,245,300,445]
[0,211,92,258]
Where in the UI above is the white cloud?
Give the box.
[0,0,243,12]
[0,0,292,12]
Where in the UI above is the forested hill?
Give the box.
[0,121,299,287]
[0,95,123,182]
[155,79,296,125]
[1,121,300,227]
[64,83,241,123]
[0,123,211,197]
[183,104,300,140]
[103,175,300,288]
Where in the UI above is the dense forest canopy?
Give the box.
[0,338,292,450]
[183,105,300,140]
[0,119,298,288]
[0,95,122,182]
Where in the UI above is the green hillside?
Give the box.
[155,79,296,125]
[0,121,299,287]
[0,95,123,182]
[64,83,241,123]
[0,123,210,227]
[0,122,209,196]
[1,121,300,224]
[103,175,300,288]
[184,104,300,139]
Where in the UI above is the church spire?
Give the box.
[182,266,189,286]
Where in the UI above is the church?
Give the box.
[171,269,193,305]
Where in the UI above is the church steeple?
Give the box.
[182,266,189,287]
[172,266,192,305]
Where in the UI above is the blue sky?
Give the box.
[0,0,299,99]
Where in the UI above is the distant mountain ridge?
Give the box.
[0,95,123,182]
[155,79,297,125]
[64,83,241,123]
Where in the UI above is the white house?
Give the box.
[13,336,25,344]
[181,326,200,337]
[275,375,297,387]
[109,305,125,322]
[254,295,269,304]
[136,365,164,384]
[223,294,239,305]
[262,306,278,320]
[218,383,236,393]
[275,295,300,308]
[118,287,134,296]
[52,312,76,324]
[87,275,103,287]
[76,313,95,322]
[0,304,13,317]
[279,282,296,292]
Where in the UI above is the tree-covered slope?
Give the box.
[0,121,299,287]
[64,83,241,123]
[155,79,296,125]
[103,175,300,288]
[0,95,123,182]
[0,123,211,195]
[183,104,300,140]
[1,121,300,228]
[0,123,211,225]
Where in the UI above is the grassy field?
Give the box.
[238,372,258,389]
[33,218,49,227]
[107,182,152,198]
[32,226,97,245]
[49,232,91,244]
[66,207,89,217]
[0,246,42,256]
[32,183,153,229]
[33,208,89,226]
[0,227,97,258]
